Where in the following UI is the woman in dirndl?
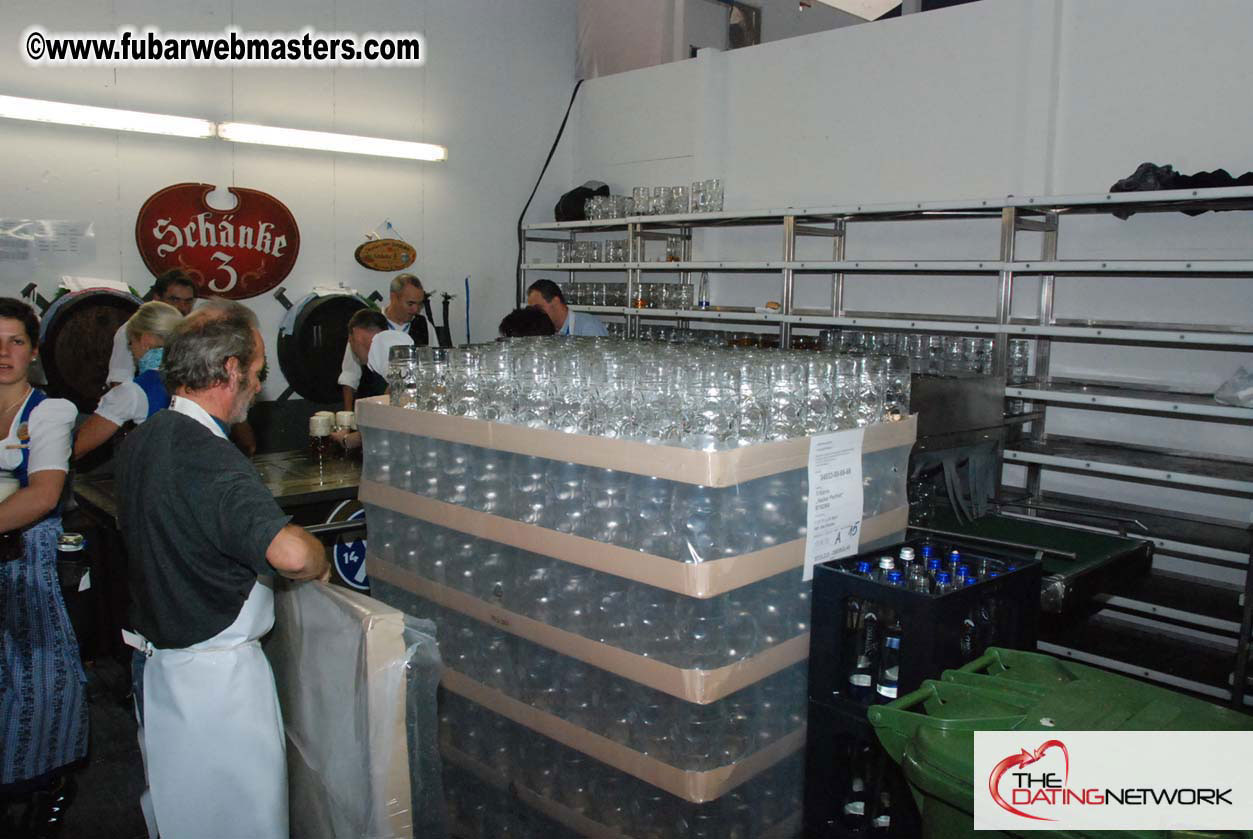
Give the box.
[73,300,182,460]
[0,296,88,836]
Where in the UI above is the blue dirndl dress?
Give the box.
[0,389,89,788]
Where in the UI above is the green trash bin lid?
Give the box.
[868,648,1253,830]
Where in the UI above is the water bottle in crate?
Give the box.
[809,537,1041,710]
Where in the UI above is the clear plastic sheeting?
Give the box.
[373,582,806,774]
[265,580,446,839]
[440,689,805,838]
[365,506,812,670]
[362,433,909,565]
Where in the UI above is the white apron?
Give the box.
[125,396,288,838]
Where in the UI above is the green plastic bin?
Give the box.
[866,647,1253,839]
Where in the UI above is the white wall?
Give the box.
[0,0,577,399]
[550,0,1253,549]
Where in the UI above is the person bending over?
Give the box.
[74,300,182,460]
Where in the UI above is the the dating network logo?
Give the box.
[975,730,1248,831]
[988,739,1070,821]
[987,736,1233,821]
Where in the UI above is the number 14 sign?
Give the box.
[135,182,301,300]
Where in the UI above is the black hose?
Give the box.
[515,79,584,308]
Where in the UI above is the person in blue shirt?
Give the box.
[526,279,608,337]
[73,300,183,460]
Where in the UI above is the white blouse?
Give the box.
[0,392,76,476]
[107,323,135,386]
[95,381,149,427]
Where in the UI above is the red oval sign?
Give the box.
[135,183,300,300]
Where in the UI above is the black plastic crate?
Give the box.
[808,537,1042,709]
[802,700,919,838]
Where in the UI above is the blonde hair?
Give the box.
[125,300,184,344]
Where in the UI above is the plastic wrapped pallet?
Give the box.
[265,579,446,839]
[438,689,804,839]
[356,398,914,835]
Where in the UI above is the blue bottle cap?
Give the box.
[935,571,952,585]
[926,558,942,572]
[855,560,873,575]
[919,543,934,558]
[963,576,978,586]
[956,563,971,578]
[886,570,904,585]
[948,550,962,563]
[987,570,1001,578]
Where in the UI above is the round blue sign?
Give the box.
[332,507,369,591]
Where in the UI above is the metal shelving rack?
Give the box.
[523,186,1253,707]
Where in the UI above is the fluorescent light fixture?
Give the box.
[217,122,447,162]
[0,95,446,162]
[0,94,215,138]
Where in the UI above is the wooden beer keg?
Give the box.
[38,288,142,412]
[277,290,372,404]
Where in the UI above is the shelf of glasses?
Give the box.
[568,305,632,317]
[528,262,784,272]
[530,258,1253,275]
[784,312,1001,333]
[621,306,787,323]
[1003,435,1253,495]
[567,308,1253,346]
[523,208,798,232]
[527,263,634,271]
[523,186,1253,233]
[1006,378,1253,420]
[787,258,1253,274]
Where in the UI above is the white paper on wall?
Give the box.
[0,219,95,262]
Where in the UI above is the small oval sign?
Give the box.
[355,238,416,272]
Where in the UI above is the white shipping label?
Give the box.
[803,427,865,581]
[975,731,1253,830]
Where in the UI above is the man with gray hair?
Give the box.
[338,273,429,410]
[116,300,327,838]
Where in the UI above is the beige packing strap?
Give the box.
[441,668,805,804]
[356,397,916,488]
[360,479,907,598]
[368,556,810,704]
